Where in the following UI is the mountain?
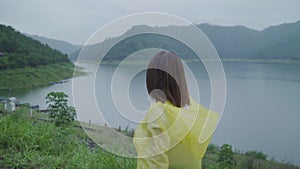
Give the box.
[198,20,300,59]
[198,24,261,58]
[27,34,81,60]
[257,21,300,59]
[40,20,300,62]
[0,24,71,70]
[75,20,300,61]
[72,25,206,62]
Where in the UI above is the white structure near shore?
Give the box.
[1,97,17,113]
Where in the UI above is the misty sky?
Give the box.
[1,0,300,45]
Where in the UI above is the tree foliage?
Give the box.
[103,33,198,62]
[0,24,70,70]
[46,92,76,127]
[218,144,234,168]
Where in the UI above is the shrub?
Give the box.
[218,144,234,168]
[46,92,76,127]
[207,144,218,153]
[245,150,268,160]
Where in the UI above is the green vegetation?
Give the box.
[0,108,136,169]
[200,21,300,59]
[0,106,299,169]
[46,92,76,127]
[28,34,81,57]
[245,150,268,160]
[73,20,300,62]
[103,33,198,63]
[0,24,70,70]
[0,62,75,89]
[203,144,300,169]
[218,144,234,168]
[0,24,84,90]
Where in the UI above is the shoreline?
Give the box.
[75,58,300,66]
[0,62,86,90]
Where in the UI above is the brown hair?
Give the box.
[146,51,190,107]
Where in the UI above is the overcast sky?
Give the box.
[1,0,300,45]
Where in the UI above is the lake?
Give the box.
[3,61,300,165]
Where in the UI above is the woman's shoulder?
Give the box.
[189,97,219,117]
[188,98,220,144]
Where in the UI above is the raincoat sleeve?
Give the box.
[134,103,171,169]
[198,111,220,144]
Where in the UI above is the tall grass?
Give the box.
[0,108,299,169]
[0,110,136,169]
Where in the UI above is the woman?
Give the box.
[133,51,219,169]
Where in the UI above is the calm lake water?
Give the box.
[2,61,300,165]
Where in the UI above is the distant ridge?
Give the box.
[27,34,81,61]
[30,20,300,61]
[198,20,300,59]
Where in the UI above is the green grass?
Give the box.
[0,62,84,89]
[0,108,136,169]
[203,145,300,169]
[0,107,299,169]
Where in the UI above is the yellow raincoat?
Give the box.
[133,97,219,169]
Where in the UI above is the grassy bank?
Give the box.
[0,107,136,169]
[203,147,299,169]
[0,107,299,169]
[0,62,84,89]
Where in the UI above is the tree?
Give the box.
[218,144,234,168]
[46,92,76,127]
[0,24,71,71]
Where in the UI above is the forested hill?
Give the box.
[0,24,71,70]
[27,34,81,57]
[198,20,300,59]
[70,20,300,62]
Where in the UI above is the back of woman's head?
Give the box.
[146,51,190,107]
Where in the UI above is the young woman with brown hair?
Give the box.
[133,51,219,169]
